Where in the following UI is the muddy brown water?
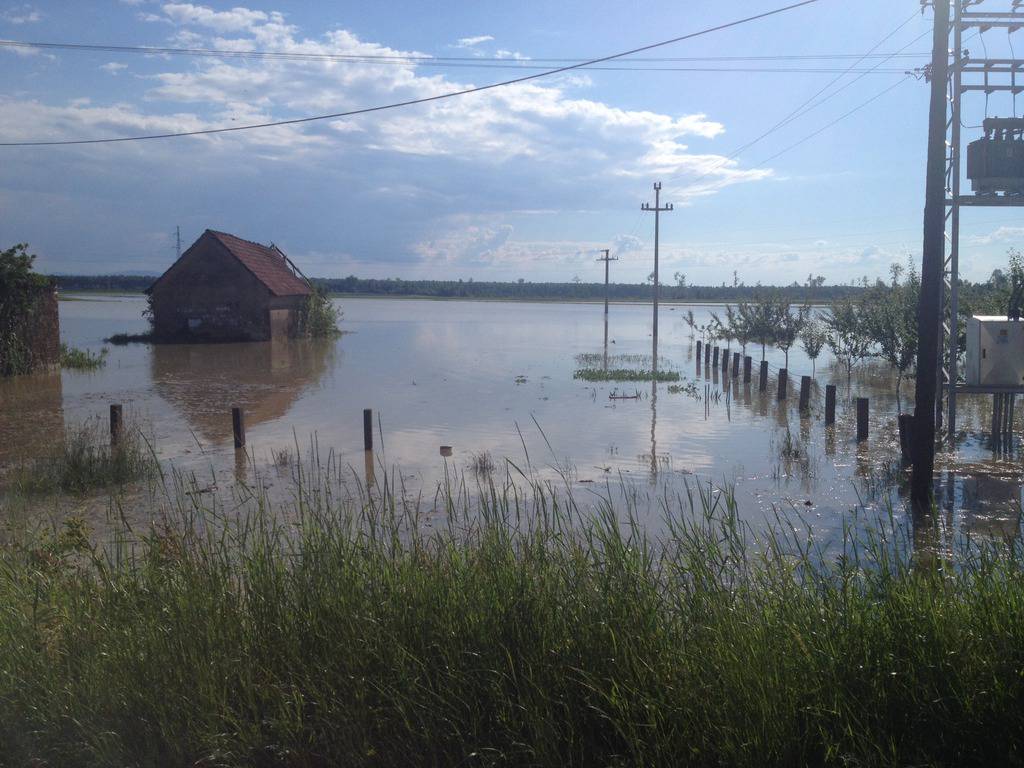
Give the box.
[0,295,1020,545]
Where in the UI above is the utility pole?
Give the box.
[596,248,618,316]
[641,182,673,369]
[175,225,181,259]
[911,0,951,513]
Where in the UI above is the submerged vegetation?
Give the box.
[574,367,680,383]
[574,353,680,383]
[0,464,1023,766]
[59,342,108,370]
[104,331,155,345]
[9,416,158,495]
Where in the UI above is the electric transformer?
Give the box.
[966,117,1024,195]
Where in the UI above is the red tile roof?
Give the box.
[207,230,311,297]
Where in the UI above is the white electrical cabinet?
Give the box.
[965,316,1024,388]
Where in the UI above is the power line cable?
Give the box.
[0,38,928,64]
[0,0,821,147]
[662,9,926,188]
[751,75,911,169]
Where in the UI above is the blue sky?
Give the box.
[0,0,1021,283]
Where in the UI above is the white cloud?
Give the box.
[1,5,41,24]
[612,235,643,256]
[968,226,1024,246]
[161,3,271,32]
[100,62,128,74]
[453,35,494,48]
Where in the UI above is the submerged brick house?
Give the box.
[148,230,312,342]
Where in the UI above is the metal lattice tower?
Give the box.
[938,0,1024,439]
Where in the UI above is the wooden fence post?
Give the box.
[799,376,811,413]
[363,408,374,452]
[743,356,752,384]
[825,385,837,426]
[231,406,245,449]
[898,413,914,462]
[778,369,788,401]
[759,360,769,392]
[109,404,123,448]
[856,398,869,442]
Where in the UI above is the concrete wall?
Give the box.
[3,284,60,375]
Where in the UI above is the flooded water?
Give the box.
[1,295,1021,542]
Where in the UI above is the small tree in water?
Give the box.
[865,262,920,410]
[683,309,696,340]
[824,298,874,388]
[800,319,827,377]
[739,298,783,361]
[298,287,341,338]
[775,302,809,369]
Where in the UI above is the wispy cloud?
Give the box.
[453,35,494,48]
[1,4,41,24]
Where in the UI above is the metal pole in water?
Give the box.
[732,352,740,378]
[799,376,811,413]
[778,369,788,401]
[743,356,752,384]
[759,360,769,393]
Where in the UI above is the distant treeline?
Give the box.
[53,275,155,292]
[310,277,873,303]
[49,273,1013,307]
[53,273,867,302]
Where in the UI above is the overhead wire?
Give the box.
[0,38,930,65]
[0,0,822,147]
[661,9,928,188]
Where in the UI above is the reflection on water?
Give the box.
[0,370,64,465]
[151,339,334,445]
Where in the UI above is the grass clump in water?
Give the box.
[10,416,158,495]
[574,367,680,382]
[0,461,1023,766]
[59,343,107,370]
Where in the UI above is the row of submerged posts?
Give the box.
[695,340,872,445]
[102,403,382,484]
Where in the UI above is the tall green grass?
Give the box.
[0,459,1022,766]
[10,416,158,495]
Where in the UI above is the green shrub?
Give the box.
[297,287,341,338]
[59,343,108,370]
